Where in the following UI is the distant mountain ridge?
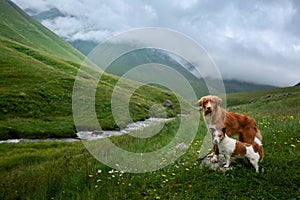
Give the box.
[70,38,276,94]
[27,7,65,21]
[104,47,276,95]
[69,40,98,56]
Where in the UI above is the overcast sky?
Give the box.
[12,0,300,87]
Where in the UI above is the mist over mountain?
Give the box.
[101,47,276,94]
[70,40,277,94]
[27,7,65,21]
[16,2,277,92]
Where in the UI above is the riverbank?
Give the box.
[0,117,174,144]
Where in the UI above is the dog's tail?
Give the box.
[253,137,264,160]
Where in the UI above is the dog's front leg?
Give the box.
[223,154,231,168]
[210,144,219,163]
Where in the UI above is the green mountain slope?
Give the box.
[0,0,84,61]
[226,84,300,112]
[0,0,189,140]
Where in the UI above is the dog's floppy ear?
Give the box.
[197,98,204,107]
[209,127,215,134]
[221,127,226,133]
[214,96,222,106]
[218,97,222,106]
[197,97,204,111]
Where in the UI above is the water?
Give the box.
[77,117,173,140]
[0,138,80,144]
[0,117,173,143]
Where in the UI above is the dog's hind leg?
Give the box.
[249,158,259,173]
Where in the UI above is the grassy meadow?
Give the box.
[1,86,299,200]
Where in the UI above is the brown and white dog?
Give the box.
[198,95,263,162]
[210,127,263,172]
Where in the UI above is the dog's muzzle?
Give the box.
[204,109,211,115]
[213,139,219,145]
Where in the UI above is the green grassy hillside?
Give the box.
[1,86,299,199]
[227,84,300,114]
[0,0,189,139]
[0,0,84,61]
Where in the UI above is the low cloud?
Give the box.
[12,0,300,86]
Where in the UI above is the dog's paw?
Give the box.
[210,154,218,163]
[207,152,214,158]
[224,164,230,168]
[210,157,218,163]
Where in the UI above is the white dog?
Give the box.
[210,127,263,172]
